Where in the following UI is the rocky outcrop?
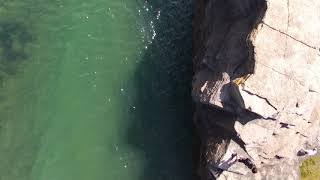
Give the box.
[192,0,320,179]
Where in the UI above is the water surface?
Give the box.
[0,0,195,179]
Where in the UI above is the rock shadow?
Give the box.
[126,1,199,180]
[192,0,268,179]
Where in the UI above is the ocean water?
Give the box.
[0,0,195,180]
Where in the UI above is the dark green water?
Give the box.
[0,0,195,180]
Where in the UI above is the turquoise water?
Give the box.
[0,0,195,180]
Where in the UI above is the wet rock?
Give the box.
[193,0,320,179]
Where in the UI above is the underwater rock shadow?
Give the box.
[0,21,33,78]
[0,22,33,61]
[125,1,199,180]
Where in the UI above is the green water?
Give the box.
[0,0,195,180]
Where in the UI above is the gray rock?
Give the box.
[193,0,320,179]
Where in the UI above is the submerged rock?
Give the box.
[193,0,320,179]
[0,22,33,62]
[0,21,33,83]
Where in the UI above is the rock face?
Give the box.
[192,0,320,179]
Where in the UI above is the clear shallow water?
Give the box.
[0,0,195,180]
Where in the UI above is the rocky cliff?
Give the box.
[192,0,320,179]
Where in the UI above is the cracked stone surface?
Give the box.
[193,0,320,179]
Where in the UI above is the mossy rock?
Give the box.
[300,155,320,180]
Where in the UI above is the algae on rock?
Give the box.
[300,155,320,180]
